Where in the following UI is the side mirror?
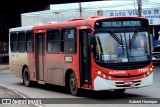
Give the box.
[90,36,96,45]
[90,36,96,52]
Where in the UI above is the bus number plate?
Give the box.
[124,81,134,86]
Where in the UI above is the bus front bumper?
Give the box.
[93,72,153,91]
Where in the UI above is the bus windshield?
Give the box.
[94,30,150,63]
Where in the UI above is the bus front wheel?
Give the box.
[23,67,32,87]
[69,72,79,96]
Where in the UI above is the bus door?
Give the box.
[79,29,92,87]
[35,32,45,81]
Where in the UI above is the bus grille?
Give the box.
[113,74,143,78]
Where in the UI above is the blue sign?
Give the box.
[106,8,160,25]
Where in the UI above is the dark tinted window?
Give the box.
[10,32,18,52]
[61,28,76,53]
[26,31,34,52]
[18,31,26,52]
[47,29,60,53]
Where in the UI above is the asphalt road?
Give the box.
[0,64,160,107]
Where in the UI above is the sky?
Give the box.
[50,0,160,11]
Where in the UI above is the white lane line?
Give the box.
[12,89,27,98]
[11,89,44,107]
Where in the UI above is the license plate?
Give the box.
[124,81,133,85]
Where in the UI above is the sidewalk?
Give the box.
[0,86,39,106]
[0,65,23,105]
[0,65,39,106]
[0,86,22,98]
[0,64,20,99]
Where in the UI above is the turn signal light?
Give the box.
[102,74,106,78]
[149,68,153,71]
[147,71,150,75]
[108,76,112,80]
[95,69,108,79]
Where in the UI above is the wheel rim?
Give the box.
[70,77,76,92]
[23,69,29,86]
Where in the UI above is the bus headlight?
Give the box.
[102,74,106,78]
[149,68,153,71]
[97,71,101,75]
[108,76,112,80]
[147,71,150,75]
[95,69,107,79]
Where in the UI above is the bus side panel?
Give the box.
[27,53,36,81]
[10,53,27,79]
[45,54,64,86]
[45,53,79,87]
[61,54,80,88]
[10,53,21,78]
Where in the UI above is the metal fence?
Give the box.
[0,41,8,54]
[0,41,9,63]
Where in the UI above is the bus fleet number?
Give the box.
[138,68,149,73]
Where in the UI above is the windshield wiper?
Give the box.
[108,30,122,45]
[129,29,138,45]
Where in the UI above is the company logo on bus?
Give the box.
[109,71,126,75]
[128,73,131,78]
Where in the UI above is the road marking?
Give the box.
[12,89,27,98]
[12,89,44,107]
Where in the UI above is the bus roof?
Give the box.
[32,16,148,30]
[9,16,149,32]
[9,26,33,32]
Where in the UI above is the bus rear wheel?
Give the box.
[69,72,79,96]
[23,67,32,87]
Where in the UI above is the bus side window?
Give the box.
[26,31,34,52]
[10,32,18,52]
[18,31,26,53]
[61,28,76,53]
[46,29,60,53]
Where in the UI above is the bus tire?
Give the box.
[69,72,79,96]
[23,67,32,87]
[114,89,126,94]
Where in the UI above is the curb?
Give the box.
[0,86,40,107]
[0,86,22,98]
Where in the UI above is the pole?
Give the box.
[137,0,142,17]
[79,2,82,18]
